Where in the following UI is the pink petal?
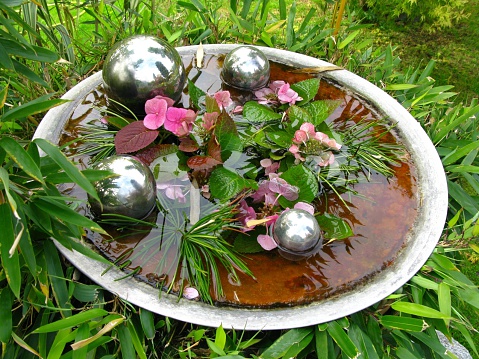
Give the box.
[164,107,187,132]
[183,287,199,300]
[294,130,308,143]
[144,112,166,130]
[294,202,315,215]
[258,234,278,250]
[270,80,286,92]
[300,123,316,136]
[214,90,233,109]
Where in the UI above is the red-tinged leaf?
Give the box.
[179,137,199,152]
[136,144,178,165]
[187,155,222,170]
[206,95,221,113]
[207,135,222,162]
[114,121,158,154]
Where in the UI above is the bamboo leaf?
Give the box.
[0,204,21,299]
[0,137,44,184]
[380,316,425,332]
[260,328,313,359]
[391,302,452,319]
[326,320,359,358]
[33,138,101,203]
[338,30,360,49]
[117,324,136,359]
[348,324,380,359]
[70,317,124,350]
[438,283,451,326]
[315,325,328,359]
[385,84,419,91]
[215,325,227,351]
[139,308,156,340]
[283,332,314,358]
[12,332,42,358]
[33,308,108,334]
[0,288,13,342]
[127,320,147,359]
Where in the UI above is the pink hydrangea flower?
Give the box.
[293,202,315,215]
[260,158,280,175]
[258,234,278,250]
[164,107,196,137]
[144,97,169,130]
[277,83,302,105]
[202,112,219,131]
[214,90,233,110]
[254,87,276,105]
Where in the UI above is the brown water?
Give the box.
[62,53,418,308]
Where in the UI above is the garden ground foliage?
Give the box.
[1,0,479,358]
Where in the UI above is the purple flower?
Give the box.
[258,234,278,250]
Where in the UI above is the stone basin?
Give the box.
[33,44,448,330]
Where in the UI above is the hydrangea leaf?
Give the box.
[304,100,341,126]
[187,79,206,109]
[286,105,313,132]
[278,164,318,208]
[214,111,243,161]
[114,121,158,154]
[265,129,292,148]
[290,78,320,105]
[315,213,353,241]
[233,231,264,253]
[243,101,282,123]
[209,166,256,201]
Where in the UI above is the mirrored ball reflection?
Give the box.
[102,35,185,114]
[89,155,157,221]
[273,209,322,259]
[221,46,270,90]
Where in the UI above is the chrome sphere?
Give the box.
[89,155,157,221]
[221,46,270,90]
[102,35,186,114]
[273,209,321,254]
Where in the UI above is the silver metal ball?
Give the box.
[89,155,157,220]
[273,209,321,253]
[102,35,186,114]
[221,46,270,90]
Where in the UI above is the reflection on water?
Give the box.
[62,54,418,308]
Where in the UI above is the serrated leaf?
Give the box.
[215,111,243,161]
[136,143,178,165]
[380,316,425,332]
[286,105,313,131]
[179,137,199,152]
[188,79,206,109]
[290,78,320,104]
[265,129,292,148]
[206,95,221,113]
[114,121,158,154]
[233,232,264,253]
[315,213,353,240]
[243,101,282,123]
[187,155,222,170]
[209,167,252,201]
[278,164,318,207]
[304,100,341,126]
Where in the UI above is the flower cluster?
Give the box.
[255,80,303,105]
[289,122,342,166]
[144,95,196,137]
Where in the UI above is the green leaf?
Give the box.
[233,231,265,253]
[33,308,108,333]
[0,288,13,342]
[187,79,206,109]
[0,39,59,62]
[260,328,313,359]
[338,30,361,49]
[33,197,106,235]
[12,59,49,87]
[243,101,282,123]
[215,325,227,351]
[209,167,254,201]
[0,137,44,184]
[286,105,313,131]
[304,100,341,126]
[442,140,479,166]
[326,320,359,358]
[33,138,101,203]
[315,325,328,359]
[380,316,425,332]
[283,332,314,358]
[117,323,136,359]
[291,78,320,104]
[0,42,14,70]
[127,320,147,359]
[348,324,380,359]
[265,129,292,148]
[1,97,67,123]
[315,213,353,240]
[0,204,21,299]
[391,302,452,319]
[207,338,227,356]
[214,111,243,161]
[385,84,419,91]
[139,308,156,340]
[279,164,318,207]
[438,283,451,326]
